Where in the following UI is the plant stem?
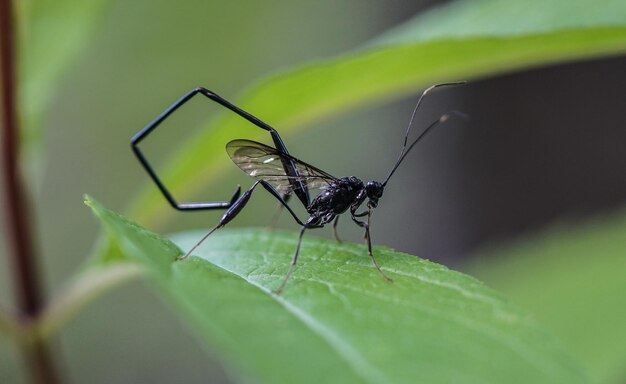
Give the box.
[0,1,62,383]
[38,263,145,340]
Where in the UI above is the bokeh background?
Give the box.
[1,1,625,383]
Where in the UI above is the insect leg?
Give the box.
[273,225,307,295]
[351,211,392,282]
[180,180,265,260]
[267,193,292,228]
[258,182,326,294]
[131,87,312,211]
[131,88,248,211]
[198,87,311,208]
[257,182,307,226]
[193,87,311,208]
[332,216,342,243]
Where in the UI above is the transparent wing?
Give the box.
[226,139,337,193]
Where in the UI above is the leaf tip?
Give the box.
[83,193,98,209]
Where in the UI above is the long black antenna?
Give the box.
[382,82,465,186]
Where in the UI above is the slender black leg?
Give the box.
[180,179,309,260]
[258,184,328,294]
[332,216,342,243]
[192,88,311,208]
[267,193,292,229]
[258,182,306,226]
[273,225,307,295]
[179,181,263,259]
[351,211,392,282]
[131,86,310,211]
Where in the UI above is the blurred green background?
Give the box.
[1,0,626,383]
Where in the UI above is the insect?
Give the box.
[131,82,464,293]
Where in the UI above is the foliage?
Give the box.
[86,196,585,384]
[3,0,626,383]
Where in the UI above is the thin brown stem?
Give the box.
[0,0,62,383]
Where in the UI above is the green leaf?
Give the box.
[129,0,626,224]
[468,211,626,384]
[86,196,586,384]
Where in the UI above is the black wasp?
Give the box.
[131,82,464,293]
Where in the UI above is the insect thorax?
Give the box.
[306,177,365,225]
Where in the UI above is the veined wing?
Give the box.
[226,139,337,193]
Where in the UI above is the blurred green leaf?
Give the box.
[129,0,626,224]
[468,211,626,384]
[18,0,111,144]
[372,0,626,44]
[86,196,586,384]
